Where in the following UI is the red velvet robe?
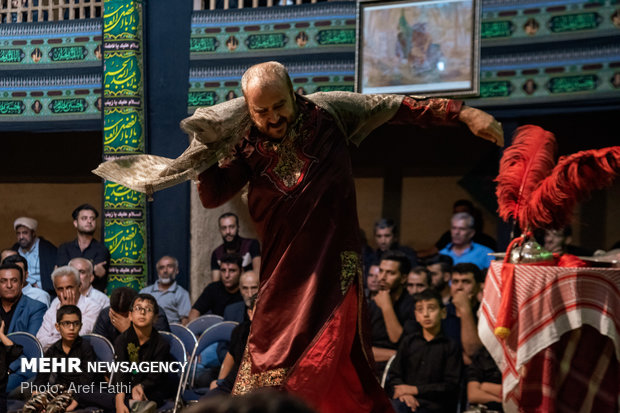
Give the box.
[197,95,461,412]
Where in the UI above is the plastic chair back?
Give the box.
[7,332,43,381]
[169,323,197,358]
[82,333,115,383]
[186,314,223,337]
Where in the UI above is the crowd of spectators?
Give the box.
[1,200,607,413]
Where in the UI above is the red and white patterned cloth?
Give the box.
[479,261,620,413]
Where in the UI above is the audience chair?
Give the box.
[82,333,115,382]
[159,331,188,413]
[6,332,43,412]
[186,314,223,337]
[380,354,397,388]
[184,321,238,399]
[170,323,198,358]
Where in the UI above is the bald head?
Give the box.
[241,61,294,97]
[240,270,259,307]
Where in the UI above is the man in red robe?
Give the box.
[192,62,503,412]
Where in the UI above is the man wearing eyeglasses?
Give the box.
[36,265,102,351]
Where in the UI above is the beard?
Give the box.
[223,235,241,253]
[78,229,96,236]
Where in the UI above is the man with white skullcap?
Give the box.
[11,217,58,294]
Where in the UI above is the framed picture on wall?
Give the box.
[356,0,481,97]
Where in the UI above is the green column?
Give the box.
[102,0,148,291]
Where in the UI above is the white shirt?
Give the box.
[19,238,41,287]
[36,294,103,351]
[83,286,110,310]
[22,284,50,308]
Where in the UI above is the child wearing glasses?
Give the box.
[23,305,98,413]
[112,294,175,413]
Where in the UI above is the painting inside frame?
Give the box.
[356,0,480,97]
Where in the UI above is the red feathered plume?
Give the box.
[525,146,620,229]
[496,125,557,230]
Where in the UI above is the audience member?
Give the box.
[11,217,57,295]
[112,294,176,412]
[0,263,46,335]
[406,267,431,296]
[223,270,258,323]
[56,204,110,292]
[0,262,47,393]
[69,257,109,310]
[2,254,50,307]
[364,219,417,272]
[140,256,191,324]
[541,226,594,256]
[209,294,256,395]
[366,262,380,300]
[467,346,503,411]
[425,254,453,305]
[36,266,102,351]
[386,289,461,413]
[433,200,496,252]
[439,213,493,270]
[93,287,170,345]
[370,251,414,375]
[25,305,114,413]
[189,254,243,321]
[211,213,260,282]
[444,263,484,363]
[0,320,21,413]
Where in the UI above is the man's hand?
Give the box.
[451,290,472,318]
[372,290,392,311]
[110,309,131,333]
[458,105,504,147]
[397,394,419,411]
[131,384,145,401]
[59,289,78,306]
[393,384,418,398]
[94,261,107,278]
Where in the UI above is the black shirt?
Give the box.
[386,330,462,413]
[0,299,18,335]
[192,281,243,317]
[222,319,251,390]
[467,347,503,411]
[368,291,415,349]
[56,238,110,292]
[34,336,97,388]
[112,326,175,403]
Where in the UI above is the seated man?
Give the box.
[386,289,462,413]
[188,254,243,321]
[93,287,170,344]
[365,262,380,300]
[369,251,415,376]
[364,219,417,272]
[2,254,50,307]
[443,263,484,364]
[36,266,102,351]
[406,266,431,297]
[113,294,176,412]
[439,212,493,271]
[223,270,258,323]
[140,255,191,324]
[425,254,453,305]
[467,346,503,412]
[68,258,109,310]
[211,213,260,282]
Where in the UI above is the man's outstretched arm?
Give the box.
[390,97,504,147]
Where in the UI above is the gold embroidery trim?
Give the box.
[232,345,289,395]
[340,251,361,295]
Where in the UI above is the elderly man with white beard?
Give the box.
[140,255,191,324]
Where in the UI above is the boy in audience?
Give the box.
[113,294,175,413]
[24,305,113,412]
[386,289,461,413]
